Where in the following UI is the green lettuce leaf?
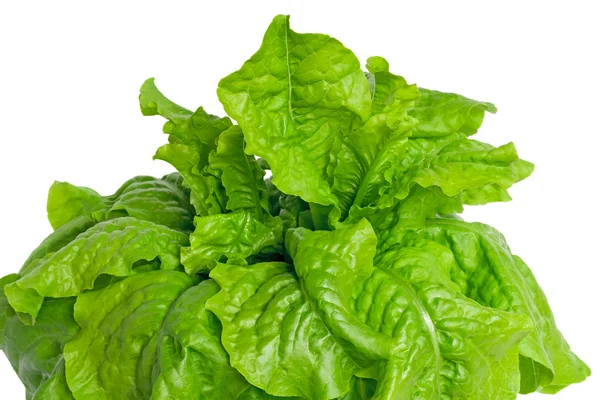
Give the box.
[408,88,497,137]
[0,273,20,350]
[181,211,283,275]
[408,218,591,394]
[63,271,251,400]
[4,217,188,324]
[207,220,531,399]
[154,144,226,216]
[2,297,79,399]
[140,78,232,215]
[218,15,371,206]
[332,57,419,221]
[181,126,285,274]
[208,125,270,216]
[48,174,195,233]
[20,217,96,273]
[352,132,533,234]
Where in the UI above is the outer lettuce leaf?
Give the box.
[409,218,591,394]
[408,88,497,137]
[63,271,252,400]
[20,217,96,273]
[206,222,379,399]
[2,297,79,400]
[0,273,20,350]
[207,220,530,399]
[151,279,251,400]
[4,217,188,324]
[218,15,371,206]
[48,174,195,233]
[140,78,232,215]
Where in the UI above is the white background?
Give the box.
[0,1,597,398]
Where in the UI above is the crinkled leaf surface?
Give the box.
[406,218,591,394]
[332,57,419,221]
[3,297,78,400]
[64,271,254,400]
[181,211,283,275]
[218,15,371,206]
[48,174,195,232]
[408,89,497,137]
[140,78,232,215]
[0,273,20,350]
[208,125,270,216]
[4,217,188,324]
[207,220,531,399]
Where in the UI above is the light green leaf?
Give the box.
[140,78,232,215]
[64,271,192,400]
[408,88,497,137]
[48,174,195,232]
[5,217,188,324]
[218,15,371,206]
[413,218,591,394]
[333,57,419,220]
[2,298,79,400]
[206,221,378,399]
[209,126,269,216]
[154,144,225,216]
[64,271,251,400]
[21,217,96,273]
[379,135,533,208]
[140,78,232,153]
[151,279,250,400]
[181,211,283,275]
[207,220,531,399]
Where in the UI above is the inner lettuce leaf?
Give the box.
[182,125,284,274]
[140,78,232,216]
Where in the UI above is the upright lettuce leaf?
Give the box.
[352,132,533,232]
[408,88,497,137]
[331,57,420,221]
[208,126,270,215]
[182,125,284,274]
[218,15,371,206]
[140,78,232,215]
[4,217,188,324]
[48,174,195,233]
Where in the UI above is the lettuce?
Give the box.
[1,14,589,400]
